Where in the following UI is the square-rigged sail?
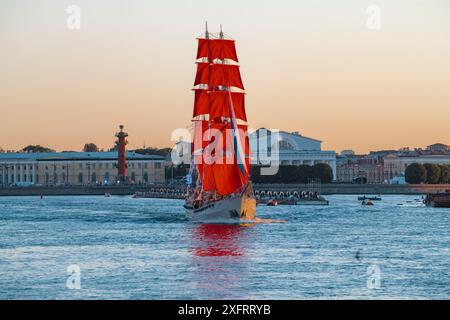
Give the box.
[191,32,250,196]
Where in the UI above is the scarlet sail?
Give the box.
[202,123,250,195]
[196,38,238,62]
[193,90,247,121]
[191,33,250,196]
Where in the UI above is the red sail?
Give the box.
[193,89,209,117]
[209,91,247,121]
[196,39,239,62]
[194,63,209,86]
[211,39,238,62]
[193,120,209,180]
[201,123,249,195]
[196,38,210,60]
[210,64,244,89]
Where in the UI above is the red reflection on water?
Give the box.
[192,224,249,257]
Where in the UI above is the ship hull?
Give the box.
[185,195,256,222]
[424,193,450,208]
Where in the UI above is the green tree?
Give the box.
[134,147,172,157]
[438,164,450,184]
[296,165,314,183]
[22,145,55,153]
[278,166,298,183]
[405,163,427,184]
[424,163,441,184]
[312,163,333,183]
[83,143,99,152]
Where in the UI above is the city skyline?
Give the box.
[1,0,450,153]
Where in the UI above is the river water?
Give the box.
[0,195,449,299]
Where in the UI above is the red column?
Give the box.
[115,125,128,183]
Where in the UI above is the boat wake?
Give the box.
[252,217,287,224]
[190,217,287,225]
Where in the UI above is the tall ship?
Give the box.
[184,24,257,222]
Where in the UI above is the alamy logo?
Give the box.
[66,264,81,290]
[66,5,81,30]
[366,5,382,30]
[366,264,381,289]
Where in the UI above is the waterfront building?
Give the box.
[336,158,385,183]
[340,150,356,157]
[249,129,337,179]
[0,151,165,186]
[336,143,450,184]
[383,153,450,180]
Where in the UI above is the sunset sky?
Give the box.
[1,0,449,153]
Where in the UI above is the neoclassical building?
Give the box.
[383,154,450,179]
[0,151,165,186]
[249,129,337,179]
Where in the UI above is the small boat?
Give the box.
[267,199,278,206]
[104,193,111,197]
[358,196,381,201]
[424,191,450,208]
[362,200,374,206]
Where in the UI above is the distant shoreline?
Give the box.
[0,183,449,196]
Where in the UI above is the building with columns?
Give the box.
[0,151,165,186]
[249,129,337,179]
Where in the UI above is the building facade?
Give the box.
[383,154,450,179]
[249,129,337,179]
[0,151,165,186]
[336,158,385,183]
[336,143,450,184]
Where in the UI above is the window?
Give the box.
[99,163,102,169]
[104,172,110,183]
[138,163,141,169]
[131,163,135,169]
[155,162,161,169]
[105,163,109,169]
[131,172,136,182]
[78,173,83,183]
[144,163,148,169]
[91,172,97,183]
[79,163,83,169]
[92,163,96,169]
[45,173,49,183]
[143,172,149,183]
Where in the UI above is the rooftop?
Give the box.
[0,151,164,161]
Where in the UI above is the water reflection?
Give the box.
[192,223,250,257]
[188,223,254,299]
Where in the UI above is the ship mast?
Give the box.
[191,25,250,196]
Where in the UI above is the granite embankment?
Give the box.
[0,184,449,196]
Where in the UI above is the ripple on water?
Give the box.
[0,195,449,299]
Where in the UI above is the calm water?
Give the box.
[0,195,449,299]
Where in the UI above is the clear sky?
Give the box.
[1,0,449,153]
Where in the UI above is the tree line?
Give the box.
[251,163,333,184]
[405,163,450,184]
[1,144,172,156]
[165,163,334,184]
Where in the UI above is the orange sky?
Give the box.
[1,0,449,154]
